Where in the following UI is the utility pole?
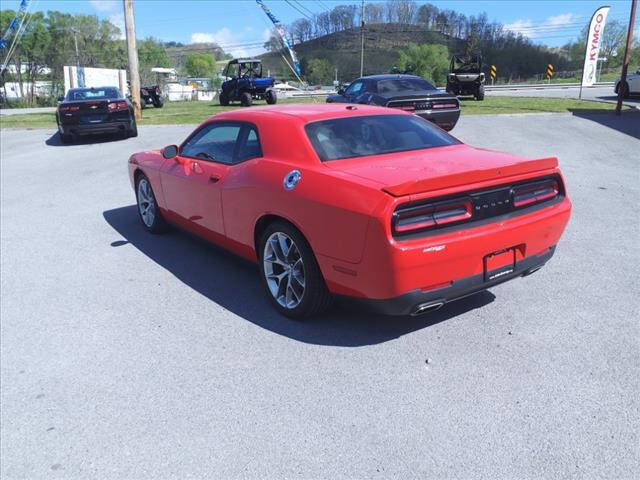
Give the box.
[360,0,365,77]
[123,0,141,120]
[72,30,80,69]
[616,0,637,115]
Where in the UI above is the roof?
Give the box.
[359,74,424,81]
[228,58,261,64]
[212,103,407,124]
[68,86,120,91]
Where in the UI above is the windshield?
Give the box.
[452,56,480,73]
[377,78,436,93]
[305,114,460,162]
[67,88,121,100]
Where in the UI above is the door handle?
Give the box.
[209,174,221,183]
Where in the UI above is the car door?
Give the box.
[631,70,640,92]
[160,122,244,236]
[343,80,365,103]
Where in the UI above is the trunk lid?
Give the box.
[324,144,558,197]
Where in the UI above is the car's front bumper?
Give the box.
[415,109,461,131]
[337,245,555,316]
[58,120,131,136]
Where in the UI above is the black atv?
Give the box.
[140,85,164,108]
[219,59,277,107]
[446,55,485,101]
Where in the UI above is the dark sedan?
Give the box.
[56,86,138,143]
[326,74,460,131]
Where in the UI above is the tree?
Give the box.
[306,58,333,85]
[396,43,449,85]
[184,53,214,77]
[137,37,172,84]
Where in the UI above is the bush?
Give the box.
[394,43,450,86]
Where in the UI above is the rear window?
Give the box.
[305,114,460,162]
[67,88,120,100]
[377,78,435,93]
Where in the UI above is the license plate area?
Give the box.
[484,247,517,282]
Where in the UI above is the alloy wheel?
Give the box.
[263,232,306,309]
[137,178,156,228]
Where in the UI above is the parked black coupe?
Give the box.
[56,86,137,143]
[326,74,460,131]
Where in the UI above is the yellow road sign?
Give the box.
[546,64,554,78]
[490,65,497,78]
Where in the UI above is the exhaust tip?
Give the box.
[411,301,444,316]
[522,265,544,277]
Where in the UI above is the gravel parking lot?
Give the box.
[1,111,638,479]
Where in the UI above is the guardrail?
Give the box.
[485,82,614,90]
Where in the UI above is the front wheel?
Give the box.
[259,222,332,319]
[240,92,252,107]
[152,97,164,108]
[265,89,277,105]
[219,91,230,106]
[136,174,169,234]
[475,84,485,101]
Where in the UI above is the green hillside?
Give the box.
[260,23,464,83]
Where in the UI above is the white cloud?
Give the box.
[88,0,119,12]
[190,27,265,58]
[110,13,125,40]
[504,12,578,39]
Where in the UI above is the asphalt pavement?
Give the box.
[1,111,638,479]
[486,84,640,107]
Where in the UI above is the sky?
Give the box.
[7,0,639,56]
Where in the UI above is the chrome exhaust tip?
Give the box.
[411,301,445,316]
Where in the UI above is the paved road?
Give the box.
[487,84,640,107]
[1,113,638,479]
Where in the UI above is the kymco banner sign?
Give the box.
[581,6,610,87]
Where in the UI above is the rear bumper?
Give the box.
[415,109,460,130]
[58,120,131,136]
[338,245,555,316]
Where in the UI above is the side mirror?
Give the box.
[162,145,178,159]
[337,87,345,95]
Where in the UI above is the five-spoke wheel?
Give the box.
[135,174,169,233]
[259,222,332,319]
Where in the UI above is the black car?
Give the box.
[326,74,460,131]
[56,86,138,143]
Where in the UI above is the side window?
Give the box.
[181,123,242,164]
[237,126,263,162]
[345,81,363,96]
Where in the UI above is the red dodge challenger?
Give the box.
[128,104,571,318]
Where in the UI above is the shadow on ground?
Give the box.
[569,109,640,140]
[103,205,495,347]
[46,131,129,146]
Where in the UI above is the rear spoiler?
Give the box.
[381,157,559,197]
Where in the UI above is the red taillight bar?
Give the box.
[393,198,472,234]
[108,101,129,111]
[512,180,559,208]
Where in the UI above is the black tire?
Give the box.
[258,221,332,319]
[135,173,170,234]
[240,91,252,107]
[265,89,277,105]
[619,82,630,99]
[152,97,164,108]
[475,84,485,101]
[219,91,230,106]
[128,119,138,138]
[60,133,73,144]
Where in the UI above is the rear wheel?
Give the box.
[618,82,630,98]
[128,118,138,138]
[265,89,277,105]
[240,91,252,107]
[152,97,164,108]
[259,221,332,319]
[136,174,169,234]
[475,84,485,101]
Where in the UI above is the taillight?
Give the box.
[512,179,559,208]
[108,101,128,111]
[393,198,472,234]
[58,105,79,113]
[432,102,458,109]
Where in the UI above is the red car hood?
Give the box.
[324,144,558,196]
